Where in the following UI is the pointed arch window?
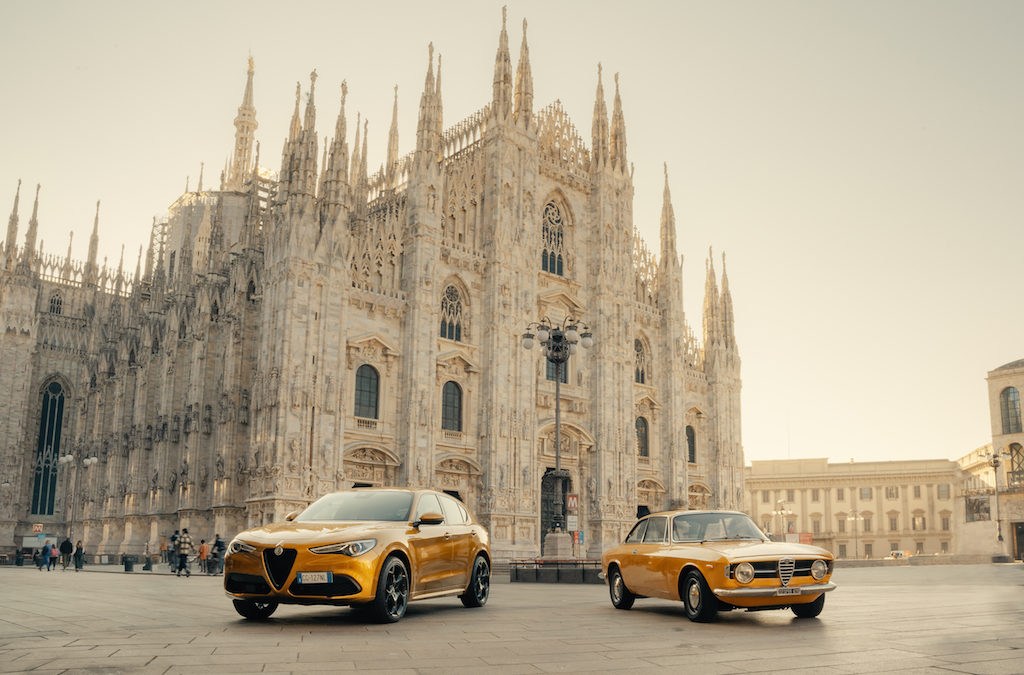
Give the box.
[634,339,649,384]
[440,285,466,342]
[354,364,380,419]
[541,201,566,276]
[441,381,463,431]
[48,292,63,315]
[246,279,257,303]
[31,381,65,515]
[1000,387,1022,434]
[686,425,696,463]
[1010,443,1024,488]
[636,417,649,457]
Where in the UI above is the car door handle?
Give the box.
[444,532,451,540]
[632,549,638,554]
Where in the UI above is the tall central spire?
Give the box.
[386,85,400,188]
[491,6,513,121]
[21,184,40,271]
[227,57,258,190]
[513,18,533,125]
[610,73,628,173]
[660,164,677,263]
[591,65,609,170]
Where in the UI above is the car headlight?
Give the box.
[734,562,755,584]
[228,539,256,554]
[810,559,828,580]
[309,539,377,556]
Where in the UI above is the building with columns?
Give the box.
[0,10,743,561]
[744,458,959,559]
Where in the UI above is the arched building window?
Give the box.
[634,339,649,384]
[31,381,65,515]
[354,364,379,419]
[48,292,63,315]
[441,381,463,431]
[636,417,649,457]
[686,425,696,463]
[1001,387,1022,434]
[440,285,465,342]
[1010,443,1024,488]
[541,201,566,276]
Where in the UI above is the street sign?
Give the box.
[32,523,43,533]
[566,494,578,511]
[566,515,579,531]
[578,530,584,546]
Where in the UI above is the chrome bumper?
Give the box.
[713,582,837,598]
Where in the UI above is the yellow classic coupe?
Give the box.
[601,510,836,622]
[224,488,491,622]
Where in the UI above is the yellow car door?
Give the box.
[407,493,450,595]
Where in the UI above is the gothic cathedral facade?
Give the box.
[0,12,743,560]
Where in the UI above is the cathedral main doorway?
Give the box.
[540,468,571,536]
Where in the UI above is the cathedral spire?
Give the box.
[702,247,720,346]
[134,244,143,285]
[591,64,609,170]
[660,164,677,263]
[321,81,351,223]
[115,243,125,293]
[720,252,736,348]
[5,179,20,260]
[416,44,443,162]
[197,162,204,192]
[62,231,74,278]
[353,118,369,218]
[303,70,318,132]
[227,56,258,190]
[513,18,533,125]
[491,6,513,121]
[350,111,362,196]
[22,184,41,269]
[86,200,100,284]
[144,217,156,280]
[386,85,400,188]
[288,81,302,141]
[610,73,628,173]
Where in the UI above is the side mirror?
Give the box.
[284,510,301,522]
[413,512,445,527]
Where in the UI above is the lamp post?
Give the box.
[58,451,98,543]
[985,448,1011,544]
[771,499,793,540]
[846,511,865,559]
[523,316,592,537]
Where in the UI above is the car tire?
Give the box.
[682,570,717,622]
[232,598,278,621]
[460,555,490,608]
[370,555,409,623]
[791,593,825,619]
[608,565,635,610]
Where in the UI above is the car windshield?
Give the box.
[295,490,414,522]
[672,512,766,542]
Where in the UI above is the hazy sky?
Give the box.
[2,1,1021,465]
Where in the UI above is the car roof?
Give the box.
[643,509,749,518]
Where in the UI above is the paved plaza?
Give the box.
[0,563,1022,674]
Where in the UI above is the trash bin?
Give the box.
[14,551,24,566]
[122,554,137,572]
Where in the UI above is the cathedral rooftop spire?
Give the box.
[320,81,351,223]
[228,56,258,190]
[514,18,533,125]
[610,72,628,173]
[491,6,513,121]
[288,81,302,140]
[86,200,101,284]
[20,183,40,271]
[5,179,20,259]
[386,85,400,188]
[660,163,677,262]
[303,70,318,132]
[591,64,609,170]
[720,252,736,348]
[702,247,720,345]
[197,162,204,192]
[416,44,443,161]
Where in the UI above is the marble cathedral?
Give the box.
[0,12,742,560]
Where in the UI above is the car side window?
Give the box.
[439,496,467,524]
[643,517,668,543]
[625,519,648,544]
[415,494,443,521]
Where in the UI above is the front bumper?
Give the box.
[224,548,380,605]
[713,582,837,598]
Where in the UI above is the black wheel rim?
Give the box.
[384,562,409,618]
[254,602,272,612]
[473,559,490,602]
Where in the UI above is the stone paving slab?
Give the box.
[0,563,1022,673]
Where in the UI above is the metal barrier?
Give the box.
[509,559,604,584]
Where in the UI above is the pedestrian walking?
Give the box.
[211,533,226,575]
[169,530,180,573]
[73,541,84,571]
[198,539,209,574]
[59,537,74,571]
[43,541,55,571]
[176,528,194,577]
[32,548,42,570]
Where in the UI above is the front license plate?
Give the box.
[298,572,332,584]
[776,587,801,596]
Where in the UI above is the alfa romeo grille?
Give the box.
[778,558,796,586]
[262,548,297,590]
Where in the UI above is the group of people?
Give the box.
[33,537,85,571]
[163,530,226,577]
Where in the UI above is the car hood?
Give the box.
[234,521,404,546]
[699,540,833,559]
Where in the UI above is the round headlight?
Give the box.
[811,559,828,580]
[734,562,755,584]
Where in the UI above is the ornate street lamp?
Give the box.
[523,316,593,536]
[985,448,1011,544]
[771,499,793,540]
[846,511,865,559]
[59,451,98,542]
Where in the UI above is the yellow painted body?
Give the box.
[225,489,490,607]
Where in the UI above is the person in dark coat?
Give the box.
[73,541,84,571]
[59,537,74,570]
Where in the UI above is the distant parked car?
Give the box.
[224,488,491,622]
[601,510,836,621]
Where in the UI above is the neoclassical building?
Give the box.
[0,11,743,560]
